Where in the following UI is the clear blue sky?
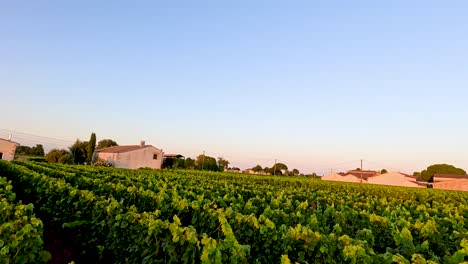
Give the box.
[1,1,467,174]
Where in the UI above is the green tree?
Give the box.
[69,139,89,165]
[16,145,32,155]
[381,169,388,174]
[196,154,219,171]
[96,139,118,150]
[421,164,466,181]
[45,149,74,164]
[172,158,186,169]
[292,169,300,176]
[251,165,263,172]
[87,133,96,164]
[272,163,288,175]
[217,157,230,171]
[184,158,196,169]
[30,144,45,156]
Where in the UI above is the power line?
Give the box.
[2,135,70,148]
[0,130,73,150]
[0,129,74,143]
[362,159,408,173]
[0,133,70,146]
[0,129,419,174]
[312,159,362,169]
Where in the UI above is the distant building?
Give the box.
[321,169,468,190]
[322,170,380,183]
[0,138,17,161]
[94,141,163,169]
[243,168,255,174]
[257,170,270,175]
[243,168,270,175]
[431,173,468,183]
[346,170,380,180]
[225,168,241,173]
[162,154,184,168]
[322,169,427,188]
[321,172,366,183]
[431,174,468,192]
[367,172,424,188]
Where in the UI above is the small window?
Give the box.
[153,154,158,160]
[0,152,3,160]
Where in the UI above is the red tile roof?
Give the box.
[433,174,468,180]
[96,145,157,154]
[346,170,379,179]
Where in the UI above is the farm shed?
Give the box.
[0,137,17,161]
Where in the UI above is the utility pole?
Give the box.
[360,159,363,183]
[273,159,277,176]
[201,151,205,171]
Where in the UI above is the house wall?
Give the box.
[321,173,344,181]
[0,140,17,161]
[434,176,467,182]
[368,172,423,188]
[340,175,366,183]
[433,179,468,192]
[97,147,163,169]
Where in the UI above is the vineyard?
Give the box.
[0,160,468,263]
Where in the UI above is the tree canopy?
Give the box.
[267,163,288,175]
[251,165,263,172]
[421,164,466,181]
[184,158,196,169]
[45,149,73,164]
[87,133,96,164]
[217,157,230,171]
[96,139,118,150]
[196,154,219,172]
[275,163,288,171]
[69,140,88,165]
[15,144,44,156]
[171,158,186,169]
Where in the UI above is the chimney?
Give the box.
[140,140,145,147]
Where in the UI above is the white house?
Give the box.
[0,138,17,161]
[94,141,163,169]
